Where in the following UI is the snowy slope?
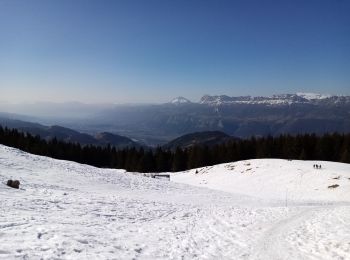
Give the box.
[171,159,350,203]
[1,145,350,259]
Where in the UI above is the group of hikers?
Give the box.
[313,164,322,169]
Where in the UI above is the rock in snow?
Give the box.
[6,179,20,189]
[0,144,350,259]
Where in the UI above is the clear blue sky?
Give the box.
[0,0,349,103]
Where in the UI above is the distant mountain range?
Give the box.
[82,93,350,145]
[199,93,350,106]
[1,93,350,146]
[0,117,140,149]
[0,116,235,150]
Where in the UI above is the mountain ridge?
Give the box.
[163,131,236,150]
[1,92,350,146]
[198,93,350,106]
[88,93,350,144]
[0,117,141,149]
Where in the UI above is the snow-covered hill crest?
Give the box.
[172,159,350,203]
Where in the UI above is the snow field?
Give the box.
[171,159,350,203]
[1,145,350,259]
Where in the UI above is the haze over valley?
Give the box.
[1,92,350,146]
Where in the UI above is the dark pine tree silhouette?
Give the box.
[0,125,349,173]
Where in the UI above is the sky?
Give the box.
[0,0,349,103]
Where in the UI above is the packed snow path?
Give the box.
[1,145,350,259]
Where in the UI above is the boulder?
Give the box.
[6,179,20,189]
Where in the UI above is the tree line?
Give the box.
[0,126,349,173]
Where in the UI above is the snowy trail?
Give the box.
[252,207,322,260]
[1,145,350,259]
[252,206,350,260]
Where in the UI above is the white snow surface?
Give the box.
[171,159,350,204]
[1,145,350,259]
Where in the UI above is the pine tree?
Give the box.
[340,149,350,163]
[172,147,187,171]
[298,148,307,160]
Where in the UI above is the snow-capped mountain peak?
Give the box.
[296,92,332,100]
[170,96,192,104]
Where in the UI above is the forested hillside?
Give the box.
[0,126,349,173]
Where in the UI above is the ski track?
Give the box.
[252,206,350,260]
[0,145,350,259]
